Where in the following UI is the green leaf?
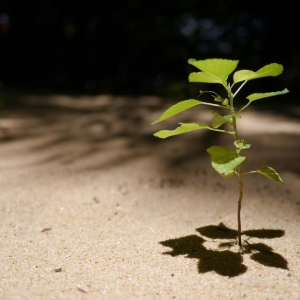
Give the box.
[189,71,223,84]
[222,98,229,106]
[206,146,246,176]
[154,123,210,139]
[211,111,229,128]
[214,95,223,103]
[223,115,233,123]
[256,166,283,184]
[246,88,289,102]
[188,59,239,84]
[234,139,251,150]
[233,63,283,83]
[151,99,202,124]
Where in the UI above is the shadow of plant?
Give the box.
[196,222,285,239]
[243,242,288,269]
[160,223,288,277]
[160,235,247,277]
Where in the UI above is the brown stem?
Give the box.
[226,85,244,246]
[237,165,243,246]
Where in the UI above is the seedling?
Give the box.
[152,58,288,246]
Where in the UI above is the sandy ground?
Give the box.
[0,91,300,299]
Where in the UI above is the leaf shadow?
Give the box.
[160,235,247,277]
[196,223,285,240]
[243,229,285,239]
[243,242,288,270]
[160,224,288,277]
[196,222,238,239]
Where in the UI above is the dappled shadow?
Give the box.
[0,91,171,169]
[0,89,299,175]
[160,223,288,277]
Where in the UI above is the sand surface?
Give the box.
[0,92,300,299]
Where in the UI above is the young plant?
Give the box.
[152,58,289,246]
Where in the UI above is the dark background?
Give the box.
[0,0,299,102]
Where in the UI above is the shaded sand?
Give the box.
[0,92,300,299]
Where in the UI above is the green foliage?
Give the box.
[256,167,283,184]
[152,58,289,246]
[152,58,288,184]
[233,63,284,83]
[211,111,230,128]
[188,58,239,84]
[246,89,289,102]
[151,99,202,124]
[153,123,210,138]
[207,146,246,177]
[234,139,251,151]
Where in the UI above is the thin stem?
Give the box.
[198,101,229,109]
[233,80,248,98]
[225,82,244,246]
[230,106,244,246]
[207,128,235,134]
[242,171,257,176]
[237,165,243,246]
[198,90,218,97]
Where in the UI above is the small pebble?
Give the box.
[93,197,100,203]
[77,285,87,293]
[54,268,62,272]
